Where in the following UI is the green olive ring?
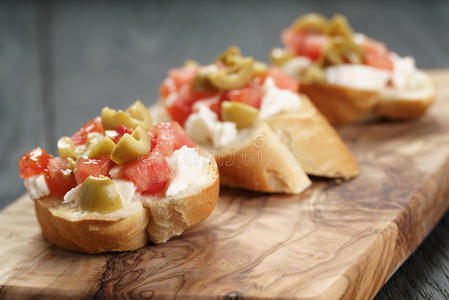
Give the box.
[79,175,123,213]
[221,101,259,129]
[208,57,255,90]
[292,13,329,33]
[110,126,151,164]
[270,48,295,67]
[327,14,354,40]
[317,37,364,67]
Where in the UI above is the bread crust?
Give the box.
[35,198,149,253]
[150,99,358,191]
[265,98,359,179]
[300,82,379,125]
[33,148,219,253]
[144,171,219,244]
[209,123,311,194]
[300,79,435,125]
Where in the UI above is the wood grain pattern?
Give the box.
[1,70,449,299]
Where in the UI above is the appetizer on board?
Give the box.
[271,13,435,125]
[19,101,219,253]
[152,47,359,194]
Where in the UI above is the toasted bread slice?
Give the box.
[201,122,311,193]
[34,148,219,253]
[150,99,358,188]
[265,97,359,179]
[300,74,436,125]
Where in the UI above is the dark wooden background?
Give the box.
[1,0,448,298]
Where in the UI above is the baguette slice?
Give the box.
[34,148,219,253]
[300,75,436,125]
[265,97,359,179]
[150,99,358,193]
[204,122,311,194]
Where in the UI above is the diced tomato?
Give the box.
[227,84,263,109]
[167,97,193,126]
[168,66,198,90]
[359,37,393,71]
[167,86,217,125]
[19,147,52,178]
[159,78,173,99]
[281,29,329,61]
[364,51,394,71]
[74,155,112,184]
[46,157,76,197]
[361,37,388,56]
[261,67,298,92]
[151,121,195,157]
[71,116,104,146]
[114,125,133,143]
[194,96,224,120]
[122,152,170,194]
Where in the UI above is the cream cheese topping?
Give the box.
[325,65,391,91]
[184,104,237,147]
[24,174,50,200]
[259,77,302,119]
[165,146,211,197]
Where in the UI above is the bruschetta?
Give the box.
[19,100,219,253]
[271,13,435,125]
[151,47,359,194]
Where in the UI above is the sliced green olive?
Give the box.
[67,157,76,169]
[292,13,328,33]
[57,136,76,158]
[79,175,123,213]
[317,37,363,67]
[270,48,294,67]
[183,59,199,67]
[101,107,141,130]
[252,61,267,77]
[303,65,326,83]
[209,57,254,90]
[126,100,153,129]
[221,101,259,129]
[193,70,218,92]
[216,46,241,65]
[88,136,115,158]
[328,14,353,39]
[110,126,151,164]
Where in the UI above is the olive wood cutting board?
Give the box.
[1,70,449,300]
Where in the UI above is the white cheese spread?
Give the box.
[325,65,391,91]
[24,174,50,200]
[165,146,211,197]
[184,104,237,147]
[259,77,302,119]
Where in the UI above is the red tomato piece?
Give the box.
[122,152,171,194]
[71,116,104,146]
[114,125,133,143]
[361,37,388,56]
[74,155,112,184]
[227,85,263,109]
[159,78,173,99]
[167,97,193,126]
[261,67,298,92]
[169,66,198,90]
[364,51,394,71]
[151,121,195,157]
[46,157,76,197]
[19,147,52,178]
[281,29,329,61]
[300,33,329,61]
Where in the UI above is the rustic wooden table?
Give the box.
[1,1,448,299]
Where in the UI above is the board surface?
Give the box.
[1,71,449,300]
